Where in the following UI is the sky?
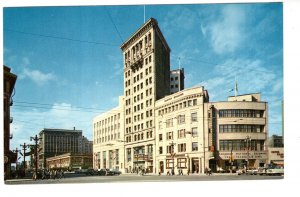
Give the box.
[3,3,283,154]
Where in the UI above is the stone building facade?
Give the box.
[3,65,17,179]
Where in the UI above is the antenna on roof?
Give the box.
[144,5,146,23]
[178,57,181,70]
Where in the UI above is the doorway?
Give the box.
[159,161,164,173]
[192,159,199,173]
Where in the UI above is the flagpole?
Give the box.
[234,76,238,99]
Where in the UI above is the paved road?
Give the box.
[5,173,283,185]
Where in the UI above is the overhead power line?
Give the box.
[4,28,119,47]
[105,7,124,43]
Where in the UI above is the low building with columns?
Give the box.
[92,96,125,172]
[46,153,93,170]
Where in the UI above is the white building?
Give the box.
[92,96,125,172]
[155,86,209,174]
[205,93,268,172]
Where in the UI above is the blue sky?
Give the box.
[3,3,283,151]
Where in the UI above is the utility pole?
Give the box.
[245,136,251,173]
[20,143,28,176]
[30,134,41,178]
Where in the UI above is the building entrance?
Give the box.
[191,159,199,173]
[160,161,164,173]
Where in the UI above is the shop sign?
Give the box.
[219,151,267,160]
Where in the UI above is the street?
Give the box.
[5,173,283,185]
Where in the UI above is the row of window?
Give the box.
[161,112,198,129]
[94,123,121,135]
[94,132,121,144]
[158,127,198,141]
[170,84,179,89]
[219,109,264,118]
[219,140,265,151]
[126,98,153,115]
[94,113,121,128]
[125,120,154,134]
[170,76,179,81]
[125,130,153,143]
[158,142,199,155]
[124,33,152,62]
[126,56,152,80]
[219,124,264,133]
[125,83,153,106]
[158,99,198,116]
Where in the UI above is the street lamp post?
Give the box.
[20,143,28,177]
[169,141,176,175]
[245,136,251,173]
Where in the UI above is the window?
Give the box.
[166,118,173,128]
[166,145,173,154]
[166,159,174,169]
[178,129,186,138]
[178,143,186,152]
[127,148,131,162]
[149,55,152,62]
[177,115,185,124]
[191,112,197,122]
[166,132,173,140]
[192,142,198,151]
[159,147,163,154]
[159,134,163,141]
[191,127,198,137]
[177,158,187,168]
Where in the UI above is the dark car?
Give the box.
[109,169,121,176]
[97,169,108,176]
[85,169,96,176]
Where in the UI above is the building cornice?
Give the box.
[120,18,170,52]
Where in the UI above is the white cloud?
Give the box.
[196,58,277,101]
[20,68,56,86]
[10,102,96,150]
[203,4,247,54]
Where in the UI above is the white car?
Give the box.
[246,168,258,175]
[266,166,284,176]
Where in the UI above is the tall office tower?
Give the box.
[120,18,171,173]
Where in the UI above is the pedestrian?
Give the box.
[187,169,190,175]
[208,167,212,176]
[32,171,37,180]
[61,170,65,178]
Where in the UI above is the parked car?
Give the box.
[97,169,106,176]
[266,166,284,176]
[236,169,245,175]
[110,169,122,175]
[85,169,96,176]
[246,168,258,175]
[257,167,267,175]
